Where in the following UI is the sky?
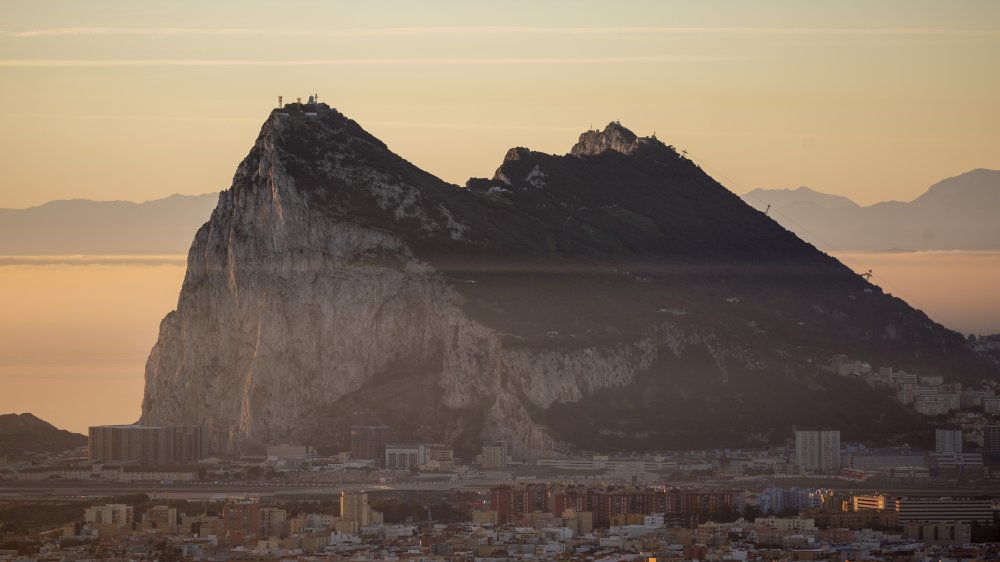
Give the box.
[1,1,999,208]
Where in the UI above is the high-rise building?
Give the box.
[172,426,207,462]
[350,425,390,466]
[385,444,422,469]
[88,425,205,464]
[935,428,963,454]
[794,427,841,473]
[223,499,260,545]
[259,507,288,539]
[340,490,371,526]
[88,425,172,464]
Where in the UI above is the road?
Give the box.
[0,478,512,500]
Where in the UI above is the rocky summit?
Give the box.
[141,102,995,458]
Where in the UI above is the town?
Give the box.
[4,356,1000,561]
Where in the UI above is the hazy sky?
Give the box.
[1,1,999,208]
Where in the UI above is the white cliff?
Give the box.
[141,108,960,457]
[140,107,743,458]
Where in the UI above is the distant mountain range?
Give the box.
[0,193,218,255]
[2,171,995,256]
[743,169,1000,252]
[0,413,87,456]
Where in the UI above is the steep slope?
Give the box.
[0,413,87,456]
[742,170,1000,251]
[141,104,995,458]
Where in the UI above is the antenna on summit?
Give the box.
[277,95,283,108]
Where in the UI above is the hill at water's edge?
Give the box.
[0,413,87,456]
[140,104,997,458]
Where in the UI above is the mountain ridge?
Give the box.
[139,103,996,458]
[0,192,218,255]
[742,169,1000,251]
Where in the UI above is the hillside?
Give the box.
[0,413,87,456]
[140,104,996,457]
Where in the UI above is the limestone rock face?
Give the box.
[139,109,665,456]
[142,106,992,457]
[571,121,641,156]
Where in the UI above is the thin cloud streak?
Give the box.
[365,121,584,132]
[0,55,742,68]
[8,25,994,38]
[0,255,187,266]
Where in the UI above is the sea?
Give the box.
[1,251,998,434]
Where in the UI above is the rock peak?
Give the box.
[571,121,665,157]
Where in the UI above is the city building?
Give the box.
[144,505,178,532]
[340,490,371,529]
[265,444,309,460]
[259,507,288,538]
[914,393,960,416]
[758,487,815,514]
[171,425,205,462]
[385,444,423,469]
[350,425,390,466]
[84,504,134,527]
[794,427,841,474]
[88,425,205,464]
[222,499,260,545]
[425,443,455,463]
[480,440,508,469]
[930,452,983,473]
[983,397,1000,415]
[984,424,1000,456]
[897,496,993,524]
[851,494,888,512]
[935,428,963,454]
[848,449,927,471]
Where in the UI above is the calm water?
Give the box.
[1,252,998,434]
[0,257,187,433]
[832,251,1000,336]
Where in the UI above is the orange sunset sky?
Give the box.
[2,1,999,208]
